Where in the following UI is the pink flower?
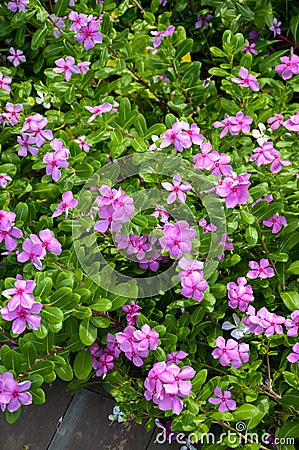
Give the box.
[193,141,217,170]
[0,72,12,93]
[166,351,188,366]
[210,152,233,178]
[52,191,78,218]
[287,343,299,366]
[4,102,22,126]
[0,220,22,251]
[39,229,62,255]
[159,220,196,258]
[229,111,253,135]
[54,56,80,81]
[198,219,217,233]
[68,11,89,32]
[161,174,191,204]
[75,19,103,50]
[24,114,53,148]
[195,14,212,29]
[252,194,273,208]
[151,204,169,223]
[7,0,29,12]
[0,372,32,413]
[283,112,299,131]
[232,67,259,91]
[215,173,251,208]
[227,277,254,311]
[43,139,69,182]
[275,52,299,80]
[250,142,275,166]
[160,122,192,152]
[269,149,291,173]
[1,302,42,334]
[77,61,90,74]
[243,306,267,335]
[247,259,275,279]
[259,310,285,336]
[208,387,236,412]
[178,257,204,279]
[74,135,91,152]
[180,270,208,302]
[85,101,119,122]
[214,117,232,138]
[0,173,12,188]
[212,337,239,367]
[263,213,287,234]
[285,311,299,337]
[150,25,175,49]
[2,278,35,311]
[133,324,159,351]
[7,48,26,67]
[17,133,37,157]
[181,122,204,145]
[17,237,44,270]
[49,14,65,38]
[267,114,284,130]
[269,18,282,37]
[122,301,141,326]
[241,40,258,55]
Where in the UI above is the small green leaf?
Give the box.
[31,25,48,51]
[280,291,299,311]
[74,350,92,380]
[175,38,193,60]
[79,318,97,345]
[41,306,64,324]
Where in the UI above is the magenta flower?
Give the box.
[133,324,159,351]
[178,257,204,279]
[270,149,291,174]
[229,112,253,135]
[208,387,236,412]
[74,135,91,152]
[85,101,119,122]
[166,350,188,366]
[0,372,32,413]
[95,354,114,377]
[241,40,258,55]
[17,237,44,270]
[260,310,285,336]
[180,121,204,145]
[249,30,259,41]
[159,122,192,152]
[75,19,103,50]
[113,193,134,223]
[285,311,299,337]
[284,112,299,131]
[276,53,299,80]
[17,133,38,157]
[0,221,22,251]
[198,219,217,233]
[43,139,69,182]
[159,220,196,258]
[250,142,275,166]
[151,204,169,223]
[269,18,282,37]
[7,48,26,66]
[4,102,22,126]
[0,173,12,188]
[215,172,251,208]
[287,343,299,367]
[122,301,141,326]
[210,152,233,178]
[267,114,284,130]
[26,114,53,147]
[214,117,232,138]
[0,210,16,230]
[52,191,78,218]
[7,0,29,12]
[150,26,175,50]
[1,302,42,334]
[2,278,35,311]
[163,364,195,397]
[116,326,148,367]
[232,342,249,368]
[49,14,65,38]
[162,174,191,204]
[180,270,208,302]
[212,337,239,367]
[227,277,254,312]
[68,11,89,32]
[0,72,12,93]
[252,194,273,208]
[243,306,267,335]
[53,56,80,81]
[193,141,217,170]
[77,61,90,74]
[247,259,275,279]
[39,229,62,255]
[263,213,287,234]
[232,67,259,91]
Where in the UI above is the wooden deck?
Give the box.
[0,380,181,450]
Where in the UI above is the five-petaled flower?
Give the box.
[232,67,259,91]
[208,387,236,412]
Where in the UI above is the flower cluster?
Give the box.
[250,142,291,173]
[212,337,249,368]
[43,139,70,181]
[158,121,203,152]
[193,142,233,177]
[1,276,42,334]
[122,301,142,326]
[116,324,159,366]
[243,306,285,336]
[213,172,251,208]
[0,210,22,253]
[178,257,208,302]
[0,102,23,127]
[17,229,62,270]
[159,220,196,258]
[227,277,254,312]
[0,372,32,413]
[89,335,121,377]
[68,13,103,50]
[115,233,162,271]
[18,113,53,157]
[214,111,253,138]
[94,185,134,233]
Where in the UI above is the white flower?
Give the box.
[108,405,124,423]
[222,313,250,340]
[252,123,270,146]
[36,91,51,109]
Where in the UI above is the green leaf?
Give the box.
[287,261,299,275]
[2,350,21,373]
[31,25,48,51]
[34,277,53,300]
[41,306,64,324]
[236,3,255,20]
[268,252,289,262]
[79,318,97,345]
[54,0,70,16]
[240,209,255,224]
[245,226,258,246]
[15,202,29,224]
[21,342,37,369]
[281,389,299,410]
[118,98,131,127]
[259,202,283,221]
[192,369,208,393]
[31,388,46,404]
[30,361,55,377]
[280,291,299,311]
[277,419,299,450]
[160,333,178,347]
[5,408,22,424]
[74,350,92,380]
[50,287,73,308]
[234,403,260,420]
[175,38,193,60]
[291,15,299,45]
[209,47,227,58]
[208,67,229,77]
[56,363,74,381]
[91,298,112,312]
[64,85,76,104]
[91,316,111,328]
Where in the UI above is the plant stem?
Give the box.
[17,347,65,382]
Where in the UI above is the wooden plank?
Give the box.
[0,380,73,450]
[48,389,153,450]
